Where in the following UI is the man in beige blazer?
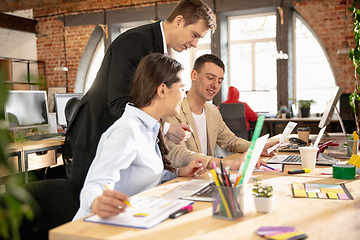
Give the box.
[165,54,278,170]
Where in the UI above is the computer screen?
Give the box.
[5,90,50,130]
[318,86,343,128]
[54,93,83,127]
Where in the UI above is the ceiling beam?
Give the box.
[0,0,86,13]
[0,13,37,33]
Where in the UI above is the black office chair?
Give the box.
[0,179,80,240]
[62,97,81,179]
[219,102,249,140]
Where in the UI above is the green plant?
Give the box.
[252,178,273,198]
[0,70,34,240]
[349,0,360,133]
[298,99,316,108]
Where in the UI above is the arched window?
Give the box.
[294,13,336,115]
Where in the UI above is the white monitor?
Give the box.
[5,90,50,130]
[318,86,343,128]
[53,93,83,127]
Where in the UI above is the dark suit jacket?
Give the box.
[66,21,164,187]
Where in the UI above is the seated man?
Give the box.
[165,54,278,170]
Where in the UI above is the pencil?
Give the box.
[261,164,276,171]
[103,184,133,208]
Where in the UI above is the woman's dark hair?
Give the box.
[130,53,183,172]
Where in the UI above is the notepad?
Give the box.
[291,182,353,200]
[84,196,193,229]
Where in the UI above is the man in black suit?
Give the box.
[66,0,216,188]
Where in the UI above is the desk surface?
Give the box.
[49,154,359,240]
[264,116,339,122]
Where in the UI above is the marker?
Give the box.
[288,168,311,174]
[103,184,133,208]
[261,164,276,171]
[321,172,332,175]
[169,205,193,219]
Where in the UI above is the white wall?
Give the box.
[0,10,37,60]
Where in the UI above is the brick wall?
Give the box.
[294,0,355,93]
[33,0,174,92]
[5,0,357,94]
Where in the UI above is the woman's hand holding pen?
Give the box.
[91,189,130,218]
[178,157,206,177]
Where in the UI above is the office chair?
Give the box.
[64,97,81,127]
[1,179,80,240]
[62,97,81,179]
[218,102,249,140]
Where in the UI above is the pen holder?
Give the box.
[211,184,243,220]
[347,139,359,157]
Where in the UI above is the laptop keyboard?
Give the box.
[192,184,212,197]
[282,155,301,163]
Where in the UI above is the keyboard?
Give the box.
[192,184,212,198]
[24,133,65,141]
[281,155,301,163]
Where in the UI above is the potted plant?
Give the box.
[349,0,360,133]
[298,99,316,117]
[252,177,275,213]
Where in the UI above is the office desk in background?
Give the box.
[4,138,64,183]
[253,116,340,137]
[49,153,359,240]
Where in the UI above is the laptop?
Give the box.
[266,127,339,166]
[164,134,270,202]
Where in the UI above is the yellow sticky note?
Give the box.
[320,188,344,194]
[294,189,307,197]
[266,231,306,240]
[327,192,338,199]
[308,192,318,198]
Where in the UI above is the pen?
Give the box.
[103,184,133,208]
[288,168,311,174]
[169,205,193,219]
[261,164,276,171]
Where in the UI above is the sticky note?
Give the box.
[318,184,342,189]
[327,192,338,199]
[317,192,328,199]
[294,189,307,197]
[307,192,318,198]
[320,188,345,194]
[338,193,349,200]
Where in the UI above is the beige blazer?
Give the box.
[165,98,250,167]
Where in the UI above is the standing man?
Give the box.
[67,0,216,188]
[165,54,278,170]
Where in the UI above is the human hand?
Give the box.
[166,123,193,144]
[91,189,130,218]
[261,141,279,157]
[178,157,206,177]
[223,153,246,170]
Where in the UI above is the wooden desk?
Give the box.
[6,138,64,183]
[257,116,340,137]
[49,154,360,240]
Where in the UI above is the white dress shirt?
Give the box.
[73,104,177,220]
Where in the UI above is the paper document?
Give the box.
[84,196,193,229]
[267,121,298,154]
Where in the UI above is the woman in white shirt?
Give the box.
[74,53,206,220]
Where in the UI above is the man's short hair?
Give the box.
[166,0,216,33]
[193,54,225,73]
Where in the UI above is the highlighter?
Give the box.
[169,205,193,219]
[288,168,311,174]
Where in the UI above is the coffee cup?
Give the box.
[297,127,310,146]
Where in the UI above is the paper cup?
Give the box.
[299,146,318,170]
